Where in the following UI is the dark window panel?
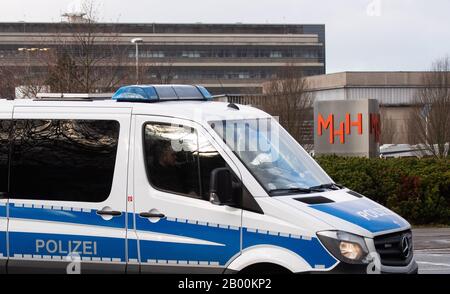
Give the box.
[143,123,201,198]
[143,122,230,201]
[10,119,120,202]
[0,120,12,193]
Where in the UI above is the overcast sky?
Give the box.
[2,0,450,73]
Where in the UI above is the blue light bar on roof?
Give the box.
[112,85,212,102]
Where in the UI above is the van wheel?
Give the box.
[238,263,292,275]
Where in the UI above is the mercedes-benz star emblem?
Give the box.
[400,235,411,258]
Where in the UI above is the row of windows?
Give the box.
[0,44,323,60]
[0,119,231,203]
[128,48,322,59]
[147,69,324,80]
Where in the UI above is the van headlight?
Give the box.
[317,231,370,264]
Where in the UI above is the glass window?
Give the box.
[147,51,165,58]
[197,130,228,199]
[0,120,12,194]
[181,51,200,58]
[143,123,201,198]
[270,51,282,58]
[10,120,120,202]
[143,123,228,200]
[210,118,333,196]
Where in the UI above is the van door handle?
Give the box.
[139,212,165,219]
[96,210,122,217]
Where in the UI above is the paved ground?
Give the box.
[413,228,450,274]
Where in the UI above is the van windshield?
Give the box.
[209,118,333,196]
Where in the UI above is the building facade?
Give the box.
[304,72,432,144]
[233,72,437,145]
[0,22,325,95]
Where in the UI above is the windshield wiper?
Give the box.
[309,183,343,191]
[268,187,322,196]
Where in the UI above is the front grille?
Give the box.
[374,230,413,266]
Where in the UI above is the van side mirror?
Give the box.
[209,168,238,206]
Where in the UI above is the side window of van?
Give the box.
[143,122,228,200]
[143,123,201,197]
[10,119,120,202]
[0,120,12,194]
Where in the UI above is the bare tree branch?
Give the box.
[48,0,127,93]
[260,64,314,149]
[410,56,450,158]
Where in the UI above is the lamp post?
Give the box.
[131,38,143,84]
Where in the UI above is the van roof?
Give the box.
[0,99,270,122]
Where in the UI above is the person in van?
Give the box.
[150,141,185,193]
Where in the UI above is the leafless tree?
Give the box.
[0,66,17,98]
[48,0,127,93]
[260,65,314,148]
[410,56,450,158]
[16,66,50,98]
[0,42,56,99]
[1,57,48,99]
[146,61,176,84]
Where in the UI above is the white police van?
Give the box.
[0,85,417,274]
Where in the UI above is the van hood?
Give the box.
[275,190,410,237]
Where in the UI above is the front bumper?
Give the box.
[322,258,418,274]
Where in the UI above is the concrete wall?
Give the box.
[314,99,380,158]
[312,87,420,105]
[222,94,415,145]
[380,106,414,144]
[302,72,432,145]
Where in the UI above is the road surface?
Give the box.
[413,228,450,274]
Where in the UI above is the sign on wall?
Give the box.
[314,99,380,158]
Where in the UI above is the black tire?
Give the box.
[238,263,292,275]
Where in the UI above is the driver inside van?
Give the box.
[150,141,199,196]
[150,142,183,192]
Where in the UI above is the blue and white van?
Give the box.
[0,85,417,274]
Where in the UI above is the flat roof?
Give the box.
[0,99,270,122]
[0,22,325,35]
[304,71,450,90]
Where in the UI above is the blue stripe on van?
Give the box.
[242,229,337,268]
[8,204,127,261]
[136,217,240,265]
[0,203,6,257]
[0,234,5,257]
[126,212,139,262]
[0,203,5,218]
[136,218,337,268]
[6,205,337,268]
[127,239,139,262]
[8,232,126,262]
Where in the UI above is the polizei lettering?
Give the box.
[36,239,98,255]
[357,207,394,221]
